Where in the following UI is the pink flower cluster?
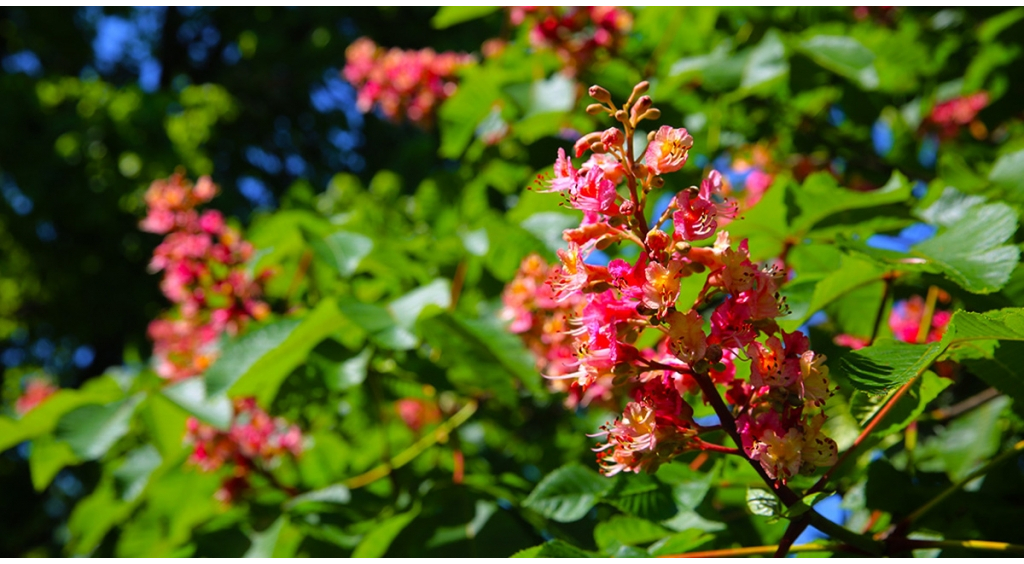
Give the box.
[343,37,475,128]
[502,254,620,408]
[889,294,952,344]
[925,92,989,140]
[510,7,633,74]
[141,172,270,381]
[15,377,57,415]
[530,83,835,482]
[185,397,303,503]
[835,291,953,350]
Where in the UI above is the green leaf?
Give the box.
[603,472,678,521]
[840,339,941,394]
[162,378,232,430]
[419,311,538,405]
[912,203,1020,294]
[746,487,782,518]
[988,149,1024,202]
[113,445,162,502]
[55,394,144,460]
[963,344,1024,405]
[351,505,421,558]
[285,484,351,511]
[311,231,373,277]
[325,348,371,392]
[654,462,714,511]
[245,515,287,558]
[842,308,1024,396]
[741,29,788,91]
[594,515,671,553]
[795,256,887,326]
[851,370,951,438]
[520,212,577,256]
[523,463,614,522]
[792,171,911,236]
[29,435,80,491]
[978,7,1024,42]
[512,539,595,558]
[388,278,450,330]
[647,529,714,557]
[208,299,347,403]
[337,301,417,351]
[0,376,124,452]
[920,396,1010,481]
[799,35,879,90]
[431,6,500,28]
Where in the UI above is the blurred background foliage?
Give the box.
[1,6,1023,558]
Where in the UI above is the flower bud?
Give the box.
[631,81,650,98]
[614,109,627,121]
[632,162,648,178]
[651,176,665,188]
[705,344,723,363]
[590,141,608,154]
[601,127,623,147]
[586,103,607,115]
[641,108,661,121]
[573,131,602,157]
[619,200,635,215]
[648,130,657,142]
[646,228,671,251]
[589,85,612,104]
[631,96,653,123]
[674,241,692,255]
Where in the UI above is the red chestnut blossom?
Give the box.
[889,295,952,344]
[514,82,836,482]
[395,397,442,433]
[185,397,303,503]
[925,92,989,140]
[645,126,694,175]
[343,37,474,128]
[509,7,633,75]
[141,172,271,381]
[15,377,58,415]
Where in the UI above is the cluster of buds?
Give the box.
[532,82,835,482]
[141,172,270,381]
[185,397,303,503]
[15,377,58,416]
[924,92,989,140]
[343,37,475,128]
[509,7,633,75]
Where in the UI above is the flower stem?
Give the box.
[342,400,478,490]
[657,542,833,558]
